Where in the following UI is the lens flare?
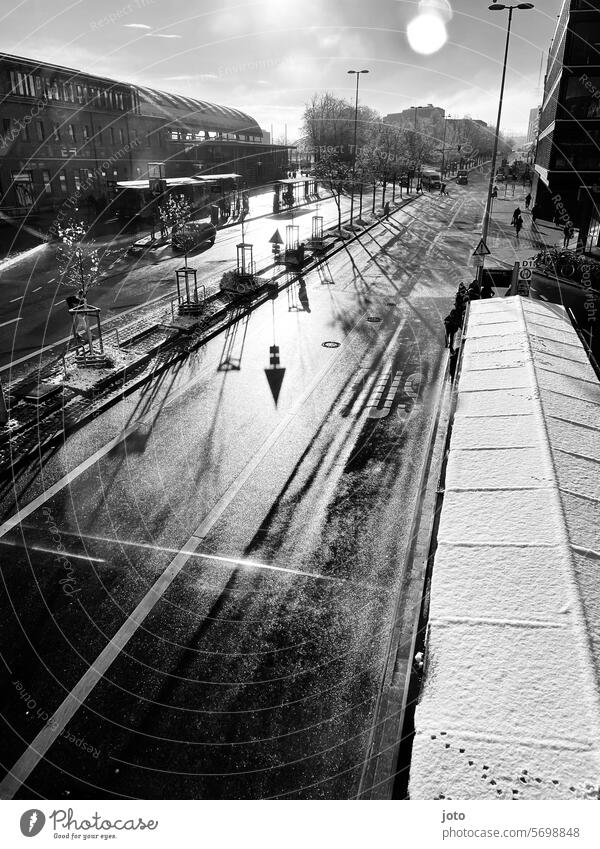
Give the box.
[407,13,448,55]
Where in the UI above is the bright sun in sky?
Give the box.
[406,13,448,55]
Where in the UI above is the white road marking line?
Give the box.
[0,317,21,328]
[0,423,142,542]
[52,299,66,308]
[9,296,24,303]
[0,539,106,564]
[0,307,375,800]
[32,286,42,292]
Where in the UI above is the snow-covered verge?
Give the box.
[409,296,600,800]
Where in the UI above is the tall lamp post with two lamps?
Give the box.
[348,69,369,225]
[477,2,534,283]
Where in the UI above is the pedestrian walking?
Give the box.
[511,206,521,227]
[563,224,574,248]
[384,200,390,216]
[440,182,447,196]
[492,185,498,200]
[531,204,539,224]
[443,309,460,350]
[515,213,523,239]
[416,180,423,193]
[480,279,495,299]
[525,192,532,209]
[468,281,481,300]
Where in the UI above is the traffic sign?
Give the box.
[472,238,490,257]
[269,229,284,245]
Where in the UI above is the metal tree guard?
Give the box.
[68,303,108,367]
[175,266,205,314]
[236,242,255,280]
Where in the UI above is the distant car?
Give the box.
[495,172,506,182]
[456,170,468,185]
[171,220,216,251]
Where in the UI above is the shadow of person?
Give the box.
[297,277,311,313]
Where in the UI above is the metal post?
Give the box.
[348,69,368,225]
[479,5,515,283]
[441,116,448,180]
[0,377,7,425]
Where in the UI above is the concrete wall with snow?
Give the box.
[409,296,600,800]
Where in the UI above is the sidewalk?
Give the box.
[486,193,575,269]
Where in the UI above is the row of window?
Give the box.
[8,69,128,111]
[2,116,263,149]
[9,166,122,206]
[170,129,262,142]
[2,117,129,146]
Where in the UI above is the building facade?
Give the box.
[533,0,600,251]
[0,53,289,224]
[527,106,540,144]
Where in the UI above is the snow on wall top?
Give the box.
[409,296,600,801]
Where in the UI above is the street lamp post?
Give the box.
[478,2,534,283]
[348,69,369,225]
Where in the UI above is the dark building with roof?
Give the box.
[533,0,600,251]
[0,53,290,223]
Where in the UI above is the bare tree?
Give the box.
[56,214,113,356]
[312,151,351,232]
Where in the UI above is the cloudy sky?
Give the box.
[2,0,564,139]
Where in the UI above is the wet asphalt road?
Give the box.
[0,175,489,799]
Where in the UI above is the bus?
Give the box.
[111,173,242,223]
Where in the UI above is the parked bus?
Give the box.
[112,173,242,222]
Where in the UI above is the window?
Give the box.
[59,173,67,193]
[109,127,115,145]
[73,173,81,192]
[119,128,125,145]
[63,82,74,102]
[36,121,44,141]
[11,170,35,207]
[53,122,61,141]
[68,124,76,142]
[2,118,10,135]
[96,126,103,143]
[42,170,52,194]
[76,84,84,104]
[22,122,30,141]
[83,125,89,141]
